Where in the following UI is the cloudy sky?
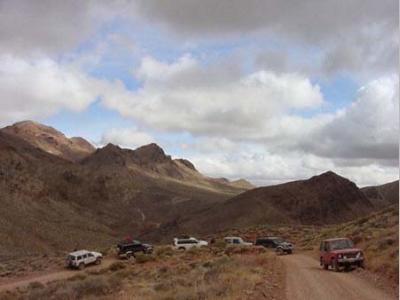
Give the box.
[0,0,398,186]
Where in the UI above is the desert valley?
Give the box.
[0,121,398,299]
[0,1,398,299]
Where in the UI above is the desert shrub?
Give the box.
[224,245,266,256]
[67,273,87,281]
[212,239,226,250]
[28,281,45,290]
[155,246,174,258]
[135,253,156,264]
[108,261,126,272]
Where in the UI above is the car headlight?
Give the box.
[337,254,343,259]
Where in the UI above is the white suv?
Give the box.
[173,237,208,250]
[66,250,102,269]
[224,236,253,246]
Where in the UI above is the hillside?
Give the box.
[1,121,95,162]
[157,171,376,237]
[361,181,399,209]
[0,122,250,256]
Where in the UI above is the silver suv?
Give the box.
[173,237,208,250]
[66,250,102,269]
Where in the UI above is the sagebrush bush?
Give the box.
[108,261,126,271]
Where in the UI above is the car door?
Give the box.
[321,242,329,263]
[87,252,96,264]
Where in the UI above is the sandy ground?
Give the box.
[281,254,397,300]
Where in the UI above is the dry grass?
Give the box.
[1,246,285,300]
[215,205,399,288]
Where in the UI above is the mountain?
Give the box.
[361,180,399,209]
[82,142,248,194]
[1,120,95,162]
[230,179,255,189]
[158,171,375,236]
[0,121,250,256]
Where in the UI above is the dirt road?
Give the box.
[0,258,117,293]
[281,254,396,300]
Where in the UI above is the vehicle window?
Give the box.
[233,239,240,244]
[77,256,82,260]
[88,253,94,257]
[191,240,198,244]
[68,255,76,260]
[178,240,191,244]
[329,239,354,250]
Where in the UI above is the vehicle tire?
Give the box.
[276,247,284,255]
[126,253,133,260]
[287,250,292,254]
[332,260,340,272]
[178,247,186,251]
[78,263,85,270]
[95,258,101,265]
[321,258,329,270]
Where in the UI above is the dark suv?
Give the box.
[117,240,153,259]
[255,237,294,254]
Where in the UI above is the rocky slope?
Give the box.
[0,122,249,256]
[361,180,399,209]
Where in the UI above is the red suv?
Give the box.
[320,238,364,271]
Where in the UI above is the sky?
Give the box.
[0,0,398,187]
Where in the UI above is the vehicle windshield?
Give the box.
[67,255,76,260]
[329,239,354,250]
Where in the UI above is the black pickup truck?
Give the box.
[117,240,153,259]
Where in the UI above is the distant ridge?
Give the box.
[1,120,95,162]
[159,171,375,236]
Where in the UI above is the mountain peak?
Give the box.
[1,120,95,162]
[310,170,346,182]
[132,143,171,164]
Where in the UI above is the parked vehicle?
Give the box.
[173,237,208,250]
[255,237,294,254]
[224,236,252,246]
[320,238,364,271]
[66,250,102,269]
[117,240,153,259]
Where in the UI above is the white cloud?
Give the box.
[0,0,126,55]
[0,55,100,125]
[101,127,155,149]
[184,141,398,187]
[300,75,399,162]
[134,0,398,78]
[102,55,323,138]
